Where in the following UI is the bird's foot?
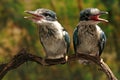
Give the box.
[65,55,68,62]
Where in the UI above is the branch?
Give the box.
[0,48,118,80]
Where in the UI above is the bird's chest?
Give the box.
[39,25,63,38]
[39,26,64,51]
[77,25,98,52]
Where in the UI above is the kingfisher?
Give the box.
[73,8,108,63]
[24,8,70,60]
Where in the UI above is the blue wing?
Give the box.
[63,29,70,53]
[73,27,78,53]
[98,31,106,56]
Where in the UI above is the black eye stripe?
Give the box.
[42,12,56,19]
[42,13,50,17]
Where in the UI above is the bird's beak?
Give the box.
[100,11,108,15]
[89,11,108,23]
[24,10,44,21]
[97,11,108,23]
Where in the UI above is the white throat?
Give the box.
[38,20,64,39]
[80,21,100,25]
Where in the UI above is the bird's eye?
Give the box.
[43,13,50,17]
[85,12,89,16]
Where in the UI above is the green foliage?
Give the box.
[0,0,120,80]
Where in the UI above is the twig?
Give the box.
[0,48,118,80]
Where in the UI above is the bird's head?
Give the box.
[24,8,57,24]
[80,8,108,23]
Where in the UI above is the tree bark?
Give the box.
[0,48,118,80]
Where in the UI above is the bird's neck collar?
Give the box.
[38,21,63,30]
[79,21,100,25]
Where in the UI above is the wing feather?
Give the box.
[63,29,70,53]
[73,27,78,53]
[98,31,106,56]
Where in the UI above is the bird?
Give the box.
[73,8,108,63]
[24,8,70,60]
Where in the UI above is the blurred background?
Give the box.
[0,0,120,80]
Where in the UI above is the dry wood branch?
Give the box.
[0,48,118,80]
